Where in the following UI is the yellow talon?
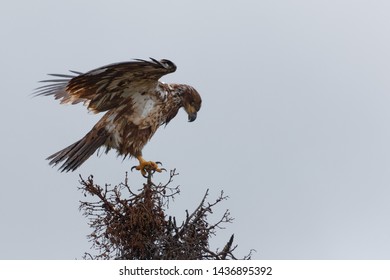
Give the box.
[135,156,162,176]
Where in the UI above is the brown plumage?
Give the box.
[35,58,202,174]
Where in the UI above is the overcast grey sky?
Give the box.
[1,0,390,259]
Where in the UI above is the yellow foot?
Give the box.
[132,156,163,176]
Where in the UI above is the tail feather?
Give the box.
[47,127,109,172]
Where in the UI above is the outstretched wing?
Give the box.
[34,58,177,112]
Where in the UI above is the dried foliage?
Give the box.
[79,169,249,260]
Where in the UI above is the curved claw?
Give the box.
[131,164,150,178]
[141,170,149,178]
[131,165,138,172]
[154,162,166,172]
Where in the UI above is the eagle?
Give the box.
[35,58,202,175]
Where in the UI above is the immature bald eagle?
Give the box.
[35,58,202,175]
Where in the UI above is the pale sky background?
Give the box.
[1,0,390,259]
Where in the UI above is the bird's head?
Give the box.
[176,84,202,122]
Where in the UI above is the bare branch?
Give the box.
[79,169,251,260]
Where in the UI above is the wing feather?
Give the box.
[34,58,176,112]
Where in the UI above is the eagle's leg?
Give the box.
[134,155,162,176]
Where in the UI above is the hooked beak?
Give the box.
[188,112,197,122]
